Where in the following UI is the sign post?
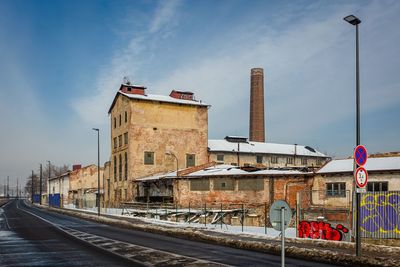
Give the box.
[269,200,292,267]
[354,145,368,256]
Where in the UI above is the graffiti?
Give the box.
[298,221,348,241]
[360,192,400,237]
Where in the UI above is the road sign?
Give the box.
[354,145,368,166]
[269,200,292,231]
[355,167,368,188]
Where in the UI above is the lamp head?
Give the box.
[344,15,361,25]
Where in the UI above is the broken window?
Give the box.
[326,182,346,197]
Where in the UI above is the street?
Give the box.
[0,199,339,266]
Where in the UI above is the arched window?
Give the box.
[113,156,117,181]
[124,152,128,180]
[119,154,122,181]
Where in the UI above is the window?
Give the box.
[256,155,263,164]
[124,152,128,180]
[124,132,128,145]
[118,135,122,147]
[238,179,264,191]
[114,189,117,201]
[287,157,294,165]
[271,156,278,164]
[124,189,127,200]
[113,137,117,149]
[144,152,154,165]
[113,156,117,181]
[317,158,323,165]
[367,181,388,192]
[186,154,195,167]
[190,179,210,191]
[216,154,224,162]
[231,163,237,166]
[119,154,122,181]
[125,111,128,123]
[119,114,122,126]
[213,178,234,190]
[301,158,308,165]
[326,182,346,197]
[113,117,116,128]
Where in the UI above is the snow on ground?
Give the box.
[62,204,296,238]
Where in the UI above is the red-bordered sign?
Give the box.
[355,167,368,188]
[354,145,368,166]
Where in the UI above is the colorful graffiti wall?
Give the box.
[360,191,400,239]
[298,221,349,241]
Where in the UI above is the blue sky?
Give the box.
[1,0,399,187]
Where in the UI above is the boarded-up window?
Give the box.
[256,155,263,164]
[213,178,235,191]
[190,179,210,191]
[238,178,264,191]
[217,154,224,161]
[186,154,195,167]
[144,151,154,165]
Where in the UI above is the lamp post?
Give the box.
[344,14,362,257]
[93,128,100,216]
[39,164,42,205]
[165,151,179,176]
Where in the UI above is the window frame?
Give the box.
[326,182,346,197]
[144,151,155,165]
[186,154,195,168]
[367,181,388,192]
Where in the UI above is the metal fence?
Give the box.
[360,191,400,239]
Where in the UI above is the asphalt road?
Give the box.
[0,199,339,266]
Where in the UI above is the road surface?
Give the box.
[0,199,339,266]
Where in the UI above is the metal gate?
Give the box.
[360,191,400,239]
[49,193,61,207]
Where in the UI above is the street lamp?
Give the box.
[344,14,361,257]
[93,128,100,216]
[165,151,179,176]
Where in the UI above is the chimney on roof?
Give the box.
[119,84,147,95]
[249,68,265,142]
[170,90,194,100]
[72,164,82,171]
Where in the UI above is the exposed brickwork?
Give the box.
[249,68,265,142]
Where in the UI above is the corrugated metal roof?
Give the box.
[208,139,328,157]
[317,157,400,173]
[120,92,209,107]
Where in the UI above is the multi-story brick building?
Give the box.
[107,83,209,204]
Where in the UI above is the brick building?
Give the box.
[107,83,209,205]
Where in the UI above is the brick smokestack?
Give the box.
[249,68,265,142]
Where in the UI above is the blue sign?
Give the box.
[354,145,367,166]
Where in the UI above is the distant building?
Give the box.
[107,83,209,205]
[68,164,104,208]
[208,136,330,169]
[48,171,70,207]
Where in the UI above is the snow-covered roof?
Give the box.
[317,157,400,174]
[208,139,328,158]
[136,165,311,181]
[188,165,310,177]
[120,92,209,107]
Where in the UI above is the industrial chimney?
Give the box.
[249,68,265,142]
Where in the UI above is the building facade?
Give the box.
[208,136,330,169]
[48,172,70,207]
[108,84,209,205]
[68,164,104,208]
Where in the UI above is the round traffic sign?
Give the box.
[355,166,368,188]
[354,145,368,166]
[269,200,292,231]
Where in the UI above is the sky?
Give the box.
[1,0,399,188]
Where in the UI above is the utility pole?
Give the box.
[92,128,100,216]
[17,178,19,198]
[40,164,43,205]
[31,171,34,203]
[7,176,9,198]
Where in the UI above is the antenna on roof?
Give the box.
[123,76,131,85]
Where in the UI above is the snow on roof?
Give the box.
[208,139,328,157]
[135,171,177,182]
[120,92,209,107]
[317,156,400,173]
[187,165,310,177]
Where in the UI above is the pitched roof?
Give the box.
[317,156,400,174]
[108,90,209,114]
[208,139,328,158]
